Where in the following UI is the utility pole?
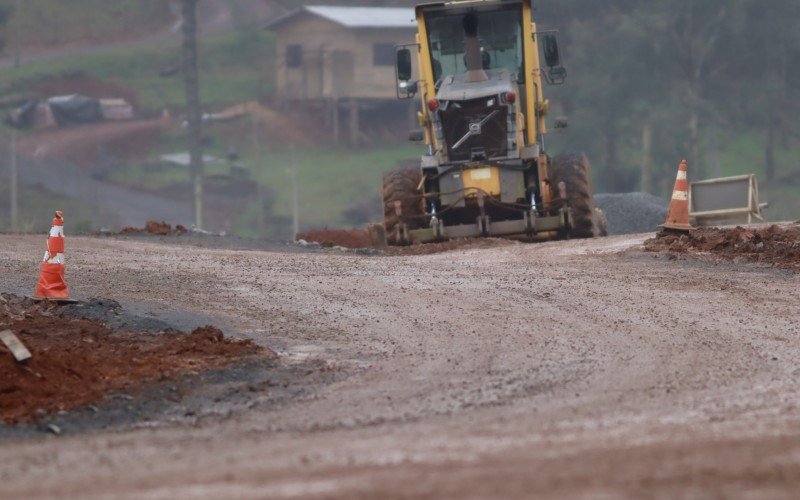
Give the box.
[709,125,721,179]
[640,121,652,194]
[182,0,203,229]
[10,129,18,232]
[290,148,299,238]
[13,0,20,68]
[251,114,265,237]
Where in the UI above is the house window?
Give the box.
[286,44,303,68]
[372,43,395,66]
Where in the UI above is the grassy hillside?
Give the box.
[0,28,274,112]
[0,183,108,234]
[0,0,172,50]
[108,137,419,237]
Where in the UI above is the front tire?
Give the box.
[550,153,603,238]
[382,168,425,245]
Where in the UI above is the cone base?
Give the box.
[658,223,694,232]
[31,296,78,303]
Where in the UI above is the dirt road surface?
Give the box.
[13,119,192,228]
[1,233,799,498]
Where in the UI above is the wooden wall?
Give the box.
[271,15,415,100]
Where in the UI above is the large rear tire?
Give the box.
[550,153,603,238]
[382,168,425,245]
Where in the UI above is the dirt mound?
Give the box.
[644,223,800,271]
[121,220,188,235]
[19,118,167,169]
[32,73,139,109]
[0,293,269,424]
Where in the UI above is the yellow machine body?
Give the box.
[383,0,599,245]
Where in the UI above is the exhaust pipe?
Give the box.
[463,12,488,83]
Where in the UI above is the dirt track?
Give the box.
[1,232,799,498]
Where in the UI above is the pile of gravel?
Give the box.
[594,192,669,235]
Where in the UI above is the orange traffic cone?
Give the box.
[34,210,70,300]
[659,160,694,232]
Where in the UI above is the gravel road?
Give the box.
[1,233,799,498]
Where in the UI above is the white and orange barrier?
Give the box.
[34,210,70,299]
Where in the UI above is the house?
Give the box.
[265,6,417,144]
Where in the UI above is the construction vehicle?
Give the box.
[383,0,605,244]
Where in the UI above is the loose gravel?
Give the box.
[594,192,669,235]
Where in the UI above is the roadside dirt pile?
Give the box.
[644,223,800,271]
[0,293,267,424]
[121,220,188,235]
[297,228,511,255]
[594,192,668,235]
[18,118,167,169]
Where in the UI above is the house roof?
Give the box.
[266,5,416,30]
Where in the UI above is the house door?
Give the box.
[303,49,324,99]
[330,50,354,99]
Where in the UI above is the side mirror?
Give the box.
[396,48,412,82]
[542,34,561,68]
[547,66,567,85]
[398,80,418,99]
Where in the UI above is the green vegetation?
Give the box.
[108,141,418,237]
[0,183,106,234]
[249,145,418,233]
[0,0,171,48]
[0,28,275,112]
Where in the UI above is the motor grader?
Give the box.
[383,0,605,245]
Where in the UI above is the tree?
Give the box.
[740,0,800,183]
[182,0,204,229]
[529,0,800,200]
[541,1,662,191]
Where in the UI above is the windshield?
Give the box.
[424,5,524,85]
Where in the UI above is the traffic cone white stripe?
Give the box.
[672,190,688,201]
[43,251,64,264]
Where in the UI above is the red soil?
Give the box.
[0,294,270,424]
[18,118,168,169]
[121,220,188,235]
[644,223,800,271]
